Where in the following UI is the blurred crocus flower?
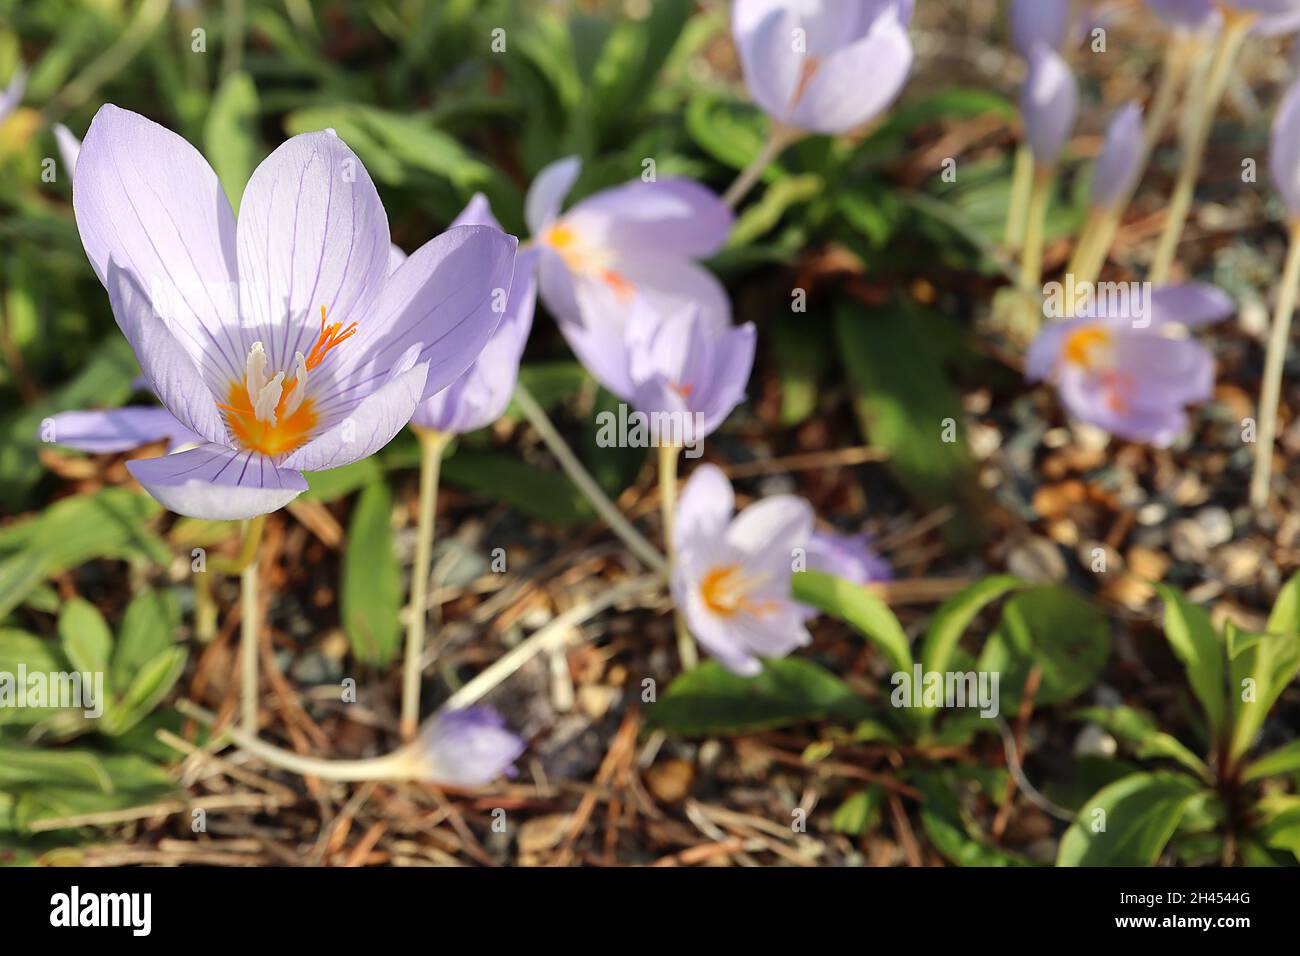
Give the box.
[41,406,200,454]
[805,530,892,584]
[413,707,524,788]
[72,105,515,520]
[1010,0,1070,56]
[1026,284,1233,445]
[622,301,756,446]
[411,195,538,434]
[1020,44,1078,171]
[0,63,25,125]
[670,463,814,676]
[1272,77,1300,218]
[731,0,913,135]
[1145,0,1219,30]
[527,155,733,394]
[1090,102,1145,210]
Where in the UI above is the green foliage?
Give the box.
[340,480,402,667]
[1057,772,1206,867]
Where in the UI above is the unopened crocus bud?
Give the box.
[1271,77,1300,220]
[1091,102,1144,210]
[1010,0,1070,56]
[415,707,524,788]
[1020,43,1078,171]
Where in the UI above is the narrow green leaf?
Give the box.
[920,575,1022,681]
[340,481,402,667]
[203,70,259,210]
[792,570,912,674]
[1155,584,1226,739]
[57,598,113,685]
[1075,705,1210,781]
[1243,739,1300,782]
[106,647,186,737]
[1057,772,1204,866]
[831,785,884,836]
[112,589,179,691]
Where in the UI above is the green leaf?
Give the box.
[645,658,872,736]
[1057,772,1205,866]
[1074,705,1210,781]
[684,93,768,171]
[340,481,402,667]
[112,589,179,692]
[511,362,589,415]
[831,785,884,836]
[977,586,1110,710]
[1254,795,1300,860]
[302,458,384,503]
[441,449,595,526]
[911,771,1037,866]
[105,647,186,737]
[728,174,823,246]
[792,570,912,673]
[1243,739,1300,782]
[203,70,259,211]
[920,575,1023,682]
[57,598,113,684]
[1226,624,1300,762]
[1155,584,1226,740]
[0,744,113,793]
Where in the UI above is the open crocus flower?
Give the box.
[413,707,525,788]
[805,529,892,584]
[411,194,538,434]
[1026,284,1234,446]
[1090,102,1144,211]
[526,156,733,395]
[72,106,516,520]
[1020,43,1078,172]
[731,0,913,136]
[623,300,756,444]
[41,406,201,454]
[670,463,814,676]
[1010,0,1069,56]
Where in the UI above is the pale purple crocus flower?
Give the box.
[1145,0,1219,30]
[1020,43,1078,171]
[72,105,516,521]
[1091,102,1145,210]
[805,529,892,584]
[670,463,814,676]
[1010,0,1070,56]
[0,63,26,125]
[415,707,525,788]
[411,194,538,434]
[623,300,756,445]
[731,0,913,136]
[1271,76,1300,219]
[527,155,733,396]
[53,122,80,173]
[41,406,201,454]
[1026,284,1234,446]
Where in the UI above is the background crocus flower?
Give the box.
[731,0,913,136]
[72,105,516,520]
[1271,75,1300,218]
[41,406,200,454]
[805,529,892,584]
[411,194,538,434]
[53,122,80,174]
[1026,284,1233,446]
[1020,43,1078,171]
[1091,102,1145,210]
[526,155,733,396]
[1010,0,1070,56]
[624,301,756,443]
[414,707,525,788]
[670,463,814,676]
[0,63,25,126]
[1145,0,1219,30]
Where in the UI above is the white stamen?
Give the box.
[245,341,269,397]
[281,351,309,417]
[253,371,285,426]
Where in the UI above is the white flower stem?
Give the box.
[512,382,667,573]
[722,124,801,209]
[1148,12,1253,286]
[402,427,451,742]
[1003,143,1035,254]
[238,514,267,733]
[1250,223,1300,511]
[657,444,697,670]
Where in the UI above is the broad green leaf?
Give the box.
[57,598,113,684]
[112,589,179,691]
[12,755,175,831]
[340,481,402,667]
[302,458,384,503]
[1074,705,1210,781]
[441,449,595,526]
[1226,624,1300,762]
[831,785,884,836]
[920,575,1023,686]
[1155,584,1226,739]
[977,586,1110,710]
[0,745,113,793]
[1254,795,1300,860]
[792,570,912,673]
[105,647,186,736]
[0,629,63,674]
[684,93,768,171]
[1057,772,1204,866]
[768,310,831,427]
[645,658,872,735]
[203,70,259,210]
[1243,739,1300,782]
[911,771,1036,866]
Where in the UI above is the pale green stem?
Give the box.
[512,382,667,573]
[402,427,450,742]
[1250,224,1300,511]
[1003,143,1035,254]
[1019,172,1053,333]
[194,571,217,644]
[657,444,697,671]
[722,124,801,209]
[1149,13,1253,286]
[239,514,267,733]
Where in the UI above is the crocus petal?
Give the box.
[1147,283,1235,326]
[127,443,307,520]
[671,566,764,676]
[235,130,391,372]
[1255,7,1300,34]
[734,4,804,124]
[451,192,504,232]
[555,278,640,398]
[0,62,26,123]
[53,123,80,175]
[790,8,913,134]
[417,707,525,788]
[805,530,892,583]
[727,494,814,579]
[41,406,202,454]
[388,243,408,275]
[1145,0,1218,31]
[1090,102,1144,210]
[1010,0,1070,56]
[1025,318,1081,382]
[566,179,733,259]
[525,155,582,236]
[1020,43,1078,170]
[673,463,735,554]
[73,105,245,388]
[318,225,517,410]
[103,262,230,445]
[1272,76,1300,219]
[280,360,429,471]
[611,254,733,330]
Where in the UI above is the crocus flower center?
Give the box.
[219,305,356,456]
[1062,325,1113,372]
[699,563,777,618]
[541,220,635,301]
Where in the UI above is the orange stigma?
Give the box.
[306,305,358,371]
[700,564,777,618]
[220,379,318,457]
[1063,326,1112,371]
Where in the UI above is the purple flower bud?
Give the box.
[1091,102,1145,210]
[1020,43,1078,170]
[1271,76,1300,219]
[1010,0,1070,57]
[805,530,892,584]
[416,707,525,788]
